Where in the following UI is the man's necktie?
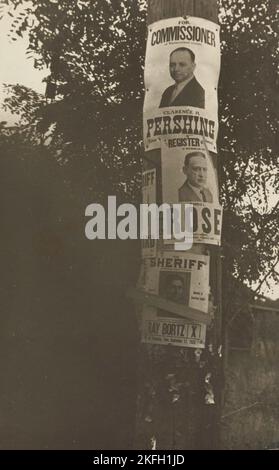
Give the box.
[170,86,179,104]
[200,190,206,202]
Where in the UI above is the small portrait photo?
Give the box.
[158,271,191,318]
[159,47,205,109]
[162,146,219,205]
[178,150,213,203]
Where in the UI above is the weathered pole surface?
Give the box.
[134,0,222,450]
[147,0,217,23]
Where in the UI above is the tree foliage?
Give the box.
[1,0,279,310]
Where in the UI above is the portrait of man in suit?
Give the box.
[178,151,213,203]
[165,273,186,304]
[158,272,191,318]
[159,47,205,109]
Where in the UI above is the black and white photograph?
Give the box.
[0,0,278,457]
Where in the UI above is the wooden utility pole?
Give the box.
[134,0,222,450]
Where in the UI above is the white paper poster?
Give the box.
[141,252,210,313]
[142,306,206,349]
[160,143,223,246]
[143,16,221,152]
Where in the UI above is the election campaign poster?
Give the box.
[142,305,206,348]
[143,16,220,153]
[139,251,209,348]
[161,142,222,246]
[159,201,223,247]
[142,168,157,204]
[141,168,157,257]
[141,252,210,314]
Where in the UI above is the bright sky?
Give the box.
[0,14,46,123]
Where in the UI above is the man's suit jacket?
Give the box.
[159,76,205,108]
[178,180,213,203]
